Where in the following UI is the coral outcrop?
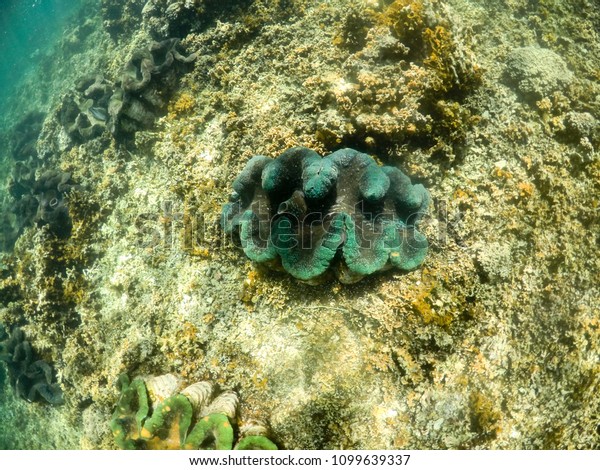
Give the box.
[141,0,206,40]
[100,0,145,40]
[111,374,276,450]
[0,326,64,405]
[222,147,429,283]
[505,46,574,101]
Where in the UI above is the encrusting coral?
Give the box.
[222,147,429,283]
[0,325,64,405]
[110,374,277,450]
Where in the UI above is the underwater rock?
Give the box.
[100,0,145,40]
[0,326,64,405]
[142,0,205,40]
[562,111,598,144]
[222,147,430,284]
[111,373,276,450]
[505,46,573,101]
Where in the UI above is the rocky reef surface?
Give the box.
[0,0,598,449]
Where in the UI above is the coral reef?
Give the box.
[222,147,429,283]
[100,0,145,40]
[303,0,481,159]
[505,46,574,101]
[141,0,206,40]
[0,326,64,405]
[110,374,276,450]
[1,0,600,452]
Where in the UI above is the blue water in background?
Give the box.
[0,0,80,109]
[0,0,82,449]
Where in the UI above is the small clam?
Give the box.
[181,381,213,409]
[144,373,183,403]
[201,390,239,419]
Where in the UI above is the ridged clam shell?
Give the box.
[239,420,269,438]
[143,373,183,404]
[180,381,213,409]
[201,390,239,419]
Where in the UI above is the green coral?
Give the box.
[222,147,429,283]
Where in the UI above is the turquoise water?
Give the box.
[0,0,80,108]
[0,0,82,449]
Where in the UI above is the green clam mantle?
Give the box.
[222,147,430,283]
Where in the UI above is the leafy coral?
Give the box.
[222,147,429,283]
